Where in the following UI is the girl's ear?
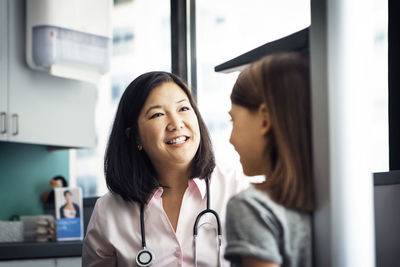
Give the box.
[258,103,271,135]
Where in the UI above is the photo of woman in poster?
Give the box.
[59,190,80,218]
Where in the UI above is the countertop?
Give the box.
[0,241,82,260]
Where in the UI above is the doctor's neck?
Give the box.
[156,164,192,193]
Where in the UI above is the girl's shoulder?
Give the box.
[229,186,311,227]
[228,186,274,211]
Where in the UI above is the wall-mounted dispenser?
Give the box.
[26,0,112,84]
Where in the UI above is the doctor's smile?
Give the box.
[165,136,190,146]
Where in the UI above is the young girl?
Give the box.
[225,52,314,267]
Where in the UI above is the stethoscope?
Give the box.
[135,176,222,267]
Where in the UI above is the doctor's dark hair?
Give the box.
[231,52,313,212]
[104,71,215,204]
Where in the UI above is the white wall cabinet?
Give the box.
[0,0,8,142]
[0,0,96,147]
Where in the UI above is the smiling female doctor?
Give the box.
[82,71,247,267]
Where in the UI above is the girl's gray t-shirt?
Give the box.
[224,186,312,267]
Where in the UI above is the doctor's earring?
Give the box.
[137,144,143,151]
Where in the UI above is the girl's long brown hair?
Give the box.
[231,52,313,212]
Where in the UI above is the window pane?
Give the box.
[71,0,171,197]
[370,0,388,172]
[196,0,311,169]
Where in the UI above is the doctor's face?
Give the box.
[137,82,201,171]
[229,103,268,176]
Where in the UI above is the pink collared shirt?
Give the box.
[82,165,248,267]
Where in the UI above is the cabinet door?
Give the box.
[0,0,8,141]
[7,0,96,147]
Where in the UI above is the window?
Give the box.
[195,0,311,169]
[370,0,388,172]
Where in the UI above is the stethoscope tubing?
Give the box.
[136,200,154,266]
[140,204,146,248]
[193,208,221,236]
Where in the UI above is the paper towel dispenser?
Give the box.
[26,0,112,84]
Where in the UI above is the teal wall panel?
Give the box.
[0,142,69,220]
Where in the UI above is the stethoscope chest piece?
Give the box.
[136,248,153,266]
